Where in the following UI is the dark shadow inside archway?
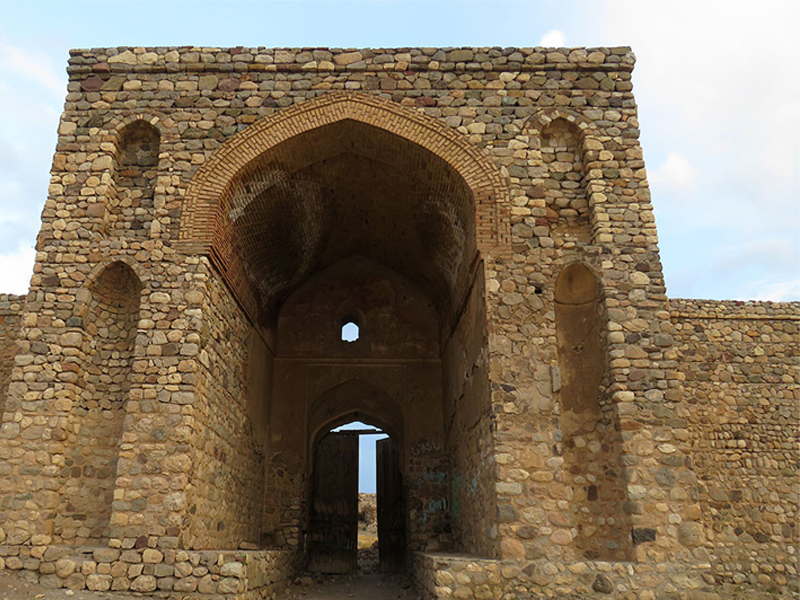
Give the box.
[191,116,499,575]
[215,119,477,335]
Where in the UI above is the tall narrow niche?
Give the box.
[111,121,160,237]
[541,119,590,244]
[56,262,142,545]
[555,263,632,560]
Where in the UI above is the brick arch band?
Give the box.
[177,92,511,254]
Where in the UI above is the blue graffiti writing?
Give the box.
[416,471,448,485]
[421,497,448,524]
[411,440,442,456]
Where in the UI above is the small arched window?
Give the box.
[117,120,160,172]
[341,319,360,343]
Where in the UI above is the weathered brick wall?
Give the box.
[0,294,24,418]
[669,299,799,588]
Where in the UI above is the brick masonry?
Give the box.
[0,46,796,599]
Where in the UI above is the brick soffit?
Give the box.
[178,91,511,255]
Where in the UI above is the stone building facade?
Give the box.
[0,46,796,599]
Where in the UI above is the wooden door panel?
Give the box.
[308,432,359,573]
[377,437,405,572]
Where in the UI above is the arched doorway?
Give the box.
[307,383,406,575]
[308,415,404,574]
[180,99,502,570]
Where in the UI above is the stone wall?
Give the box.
[442,265,497,557]
[185,264,267,550]
[0,45,795,599]
[413,552,502,600]
[412,552,712,600]
[554,263,632,561]
[0,543,294,597]
[669,299,799,591]
[0,294,24,417]
[55,262,141,546]
[101,256,200,549]
[109,120,160,238]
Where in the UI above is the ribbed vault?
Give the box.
[212,119,476,330]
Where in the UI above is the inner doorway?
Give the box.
[308,421,405,574]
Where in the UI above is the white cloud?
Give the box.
[714,238,799,272]
[0,33,63,259]
[752,280,800,302]
[540,29,565,47]
[0,36,66,97]
[603,1,799,194]
[649,152,698,195]
[0,245,35,295]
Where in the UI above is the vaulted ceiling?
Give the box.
[214,120,477,330]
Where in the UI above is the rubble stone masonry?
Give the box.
[0,46,797,599]
[670,299,798,590]
[0,295,25,419]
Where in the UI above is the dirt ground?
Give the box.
[0,570,418,600]
[279,573,418,600]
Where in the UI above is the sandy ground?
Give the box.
[0,570,418,600]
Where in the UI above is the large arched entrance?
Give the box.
[181,96,503,573]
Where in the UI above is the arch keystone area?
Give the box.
[178,92,510,253]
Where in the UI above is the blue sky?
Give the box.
[333,421,388,494]
[1,1,798,300]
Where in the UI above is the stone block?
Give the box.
[86,574,112,591]
[93,548,120,563]
[130,574,157,592]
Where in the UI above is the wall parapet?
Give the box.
[670,298,800,320]
[669,296,799,591]
[66,46,635,78]
[0,293,25,417]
